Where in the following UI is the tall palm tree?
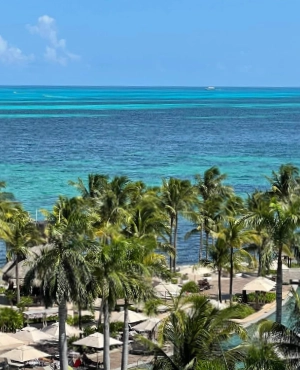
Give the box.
[214,218,255,303]
[267,163,300,201]
[247,197,300,323]
[208,238,229,303]
[90,239,130,370]
[119,239,169,370]
[160,178,197,271]
[245,191,274,276]
[5,207,41,303]
[25,196,97,370]
[194,167,233,260]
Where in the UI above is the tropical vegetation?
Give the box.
[0,163,300,369]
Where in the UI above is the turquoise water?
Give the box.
[1,86,300,264]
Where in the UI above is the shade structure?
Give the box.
[41,322,81,338]
[243,277,276,292]
[270,261,289,270]
[1,345,50,362]
[110,310,148,324]
[10,327,55,344]
[73,332,122,349]
[180,266,213,277]
[154,282,180,298]
[0,333,24,349]
[131,318,160,332]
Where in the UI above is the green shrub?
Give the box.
[83,326,97,336]
[247,292,276,303]
[171,278,178,284]
[67,314,94,326]
[231,303,255,319]
[203,273,211,277]
[98,321,123,338]
[0,307,23,332]
[17,296,33,312]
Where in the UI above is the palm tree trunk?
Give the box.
[173,213,178,273]
[78,302,82,338]
[169,218,173,271]
[15,255,20,304]
[205,230,209,260]
[199,223,203,262]
[275,246,283,324]
[59,300,68,370]
[103,298,110,370]
[218,269,222,303]
[97,298,104,329]
[257,247,262,277]
[121,299,129,370]
[229,246,234,304]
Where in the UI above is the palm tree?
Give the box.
[245,191,275,276]
[90,239,130,370]
[267,163,300,201]
[120,239,169,370]
[194,167,233,260]
[247,197,300,323]
[160,178,197,271]
[144,294,247,369]
[4,207,41,303]
[0,181,16,240]
[25,196,97,370]
[214,218,255,303]
[242,317,300,370]
[208,238,229,303]
[69,173,109,202]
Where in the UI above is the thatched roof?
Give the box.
[2,244,53,286]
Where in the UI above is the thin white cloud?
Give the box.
[28,15,79,65]
[44,46,67,66]
[0,35,33,64]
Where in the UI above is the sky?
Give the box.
[1,0,300,86]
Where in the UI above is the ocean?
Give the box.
[1,86,300,266]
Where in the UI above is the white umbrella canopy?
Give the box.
[10,327,55,344]
[1,345,50,362]
[243,277,276,292]
[110,310,148,324]
[0,333,24,349]
[73,332,122,349]
[41,322,81,338]
[154,283,180,298]
[131,318,160,332]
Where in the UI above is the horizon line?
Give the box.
[1,84,300,88]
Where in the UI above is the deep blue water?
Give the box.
[1,86,300,265]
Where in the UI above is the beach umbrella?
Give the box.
[41,322,81,337]
[10,327,55,344]
[1,345,50,362]
[131,318,160,333]
[243,277,276,292]
[154,282,180,298]
[110,310,148,324]
[73,332,122,349]
[0,332,24,349]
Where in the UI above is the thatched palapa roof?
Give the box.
[2,244,53,287]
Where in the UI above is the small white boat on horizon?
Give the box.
[205,86,216,91]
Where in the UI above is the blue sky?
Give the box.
[1,0,300,86]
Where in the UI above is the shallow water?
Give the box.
[1,86,300,265]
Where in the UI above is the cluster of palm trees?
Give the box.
[1,164,300,370]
